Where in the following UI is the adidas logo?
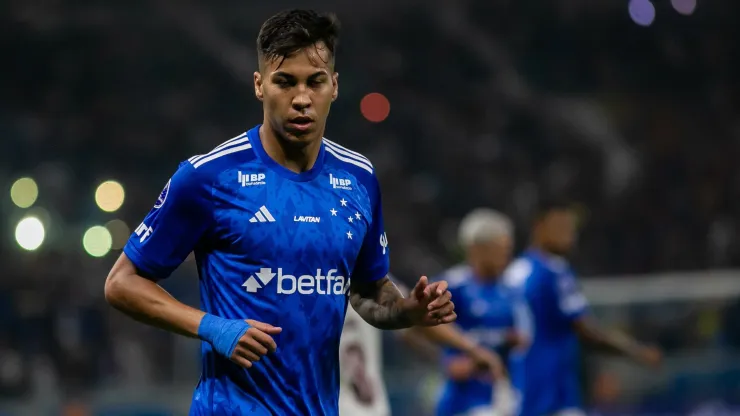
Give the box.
[249,206,276,223]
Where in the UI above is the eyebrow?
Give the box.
[272,71,328,79]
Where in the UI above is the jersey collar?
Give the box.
[248,125,326,182]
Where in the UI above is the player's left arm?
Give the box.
[349,174,456,330]
[349,275,456,330]
[557,271,662,367]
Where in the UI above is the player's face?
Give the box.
[468,234,513,278]
[541,210,577,255]
[254,43,338,146]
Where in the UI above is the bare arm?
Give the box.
[573,315,661,367]
[409,324,477,354]
[349,276,413,330]
[405,324,506,380]
[104,252,206,338]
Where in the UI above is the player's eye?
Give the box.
[274,79,292,88]
[308,78,326,88]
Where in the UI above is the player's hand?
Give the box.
[404,276,457,326]
[230,319,282,369]
[505,330,529,350]
[468,346,507,381]
[446,356,477,381]
[637,345,662,369]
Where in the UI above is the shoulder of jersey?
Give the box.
[322,137,376,179]
[440,264,473,289]
[184,132,256,173]
[502,258,533,288]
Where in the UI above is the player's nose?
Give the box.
[292,92,312,110]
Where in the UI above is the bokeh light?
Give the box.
[83,225,113,257]
[15,217,45,251]
[629,0,656,26]
[95,180,125,212]
[360,93,391,123]
[106,219,131,250]
[671,0,696,15]
[10,177,39,208]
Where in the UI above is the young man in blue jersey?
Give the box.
[435,209,523,416]
[504,200,662,416]
[103,9,456,415]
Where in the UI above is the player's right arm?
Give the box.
[104,162,280,369]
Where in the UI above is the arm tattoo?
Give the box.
[349,276,413,330]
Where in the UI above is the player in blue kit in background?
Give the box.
[504,200,662,416]
[103,9,456,416]
[435,209,523,416]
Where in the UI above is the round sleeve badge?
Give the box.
[154,179,171,209]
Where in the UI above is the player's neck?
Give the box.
[259,123,323,173]
[529,242,550,256]
[529,243,561,258]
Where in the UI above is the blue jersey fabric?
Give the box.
[503,249,589,416]
[435,265,516,416]
[123,125,390,416]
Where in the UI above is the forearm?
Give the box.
[105,256,205,339]
[412,324,477,354]
[575,318,642,358]
[349,277,413,330]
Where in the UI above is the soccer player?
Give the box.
[339,276,507,416]
[103,9,456,416]
[434,209,521,416]
[504,200,662,416]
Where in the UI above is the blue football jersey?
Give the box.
[503,249,589,416]
[435,265,516,416]
[123,125,390,416]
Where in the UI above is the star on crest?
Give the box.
[330,208,337,216]
[340,198,348,207]
[348,217,354,223]
[346,231,353,239]
[355,212,361,220]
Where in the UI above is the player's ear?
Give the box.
[254,71,264,101]
[331,72,339,102]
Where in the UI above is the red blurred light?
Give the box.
[360,93,390,123]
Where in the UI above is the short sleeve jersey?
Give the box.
[434,265,516,416]
[123,125,390,416]
[503,249,589,416]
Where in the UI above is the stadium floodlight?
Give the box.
[10,177,38,208]
[83,225,113,257]
[15,216,45,251]
[671,0,696,15]
[629,0,656,26]
[95,180,125,212]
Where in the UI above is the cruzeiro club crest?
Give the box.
[379,232,388,255]
[154,179,171,209]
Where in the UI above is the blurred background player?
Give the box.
[434,209,523,416]
[339,276,507,416]
[504,200,663,416]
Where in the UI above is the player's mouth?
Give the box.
[287,117,314,132]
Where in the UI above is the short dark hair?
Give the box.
[256,9,340,66]
[534,197,573,222]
